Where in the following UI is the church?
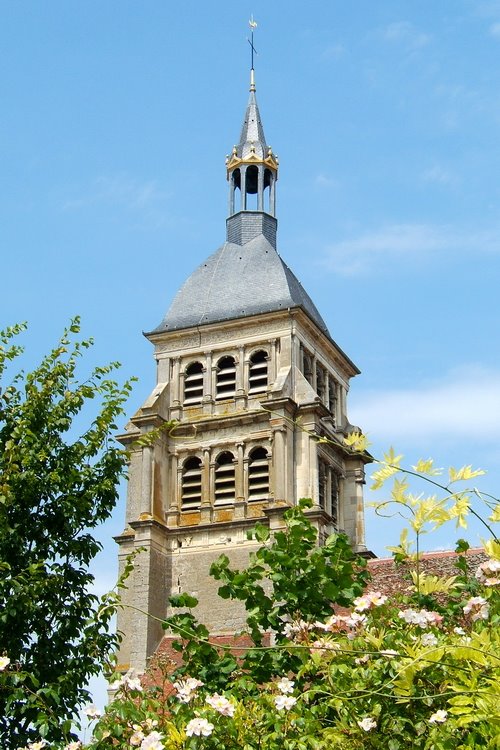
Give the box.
[114,62,370,674]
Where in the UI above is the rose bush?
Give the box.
[4,445,499,749]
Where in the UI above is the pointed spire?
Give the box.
[236,85,268,161]
[224,20,279,243]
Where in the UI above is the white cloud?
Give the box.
[382,21,431,50]
[350,365,500,441]
[421,165,458,186]
[322,222,500,275]
[321,43,345,60]
[314,173,339,189]
[62,174,173,228]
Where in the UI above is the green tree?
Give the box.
[0,320,134,747]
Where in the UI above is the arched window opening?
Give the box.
[214,451,235,505]
[303,351,313,386]
[216,356,236,399]
[245,165,259,210]
[318,458,327,510]
[184,361,204,405]
[248,447,269,500]
[182,457,202,510]
[328,379,337,422]
[249,349,268,393]
[231,168,242,214]
[233,168,241,191]
[316,366,326,402]
[264,168,272,213]
[330,473,339,528]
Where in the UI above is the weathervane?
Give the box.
[248,16,258,71]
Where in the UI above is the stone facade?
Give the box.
[114,71,370,673]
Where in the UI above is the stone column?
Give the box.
[242,166,248,210]
[171,357,181,419]
[166,451,179,525]
[272,426,286,503]
[234,442,246,519]
[140,445,153,517]
[257,165,264,211]
[201,448,211,523]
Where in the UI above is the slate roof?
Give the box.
[236,90,268,160]
[151,233,330,335]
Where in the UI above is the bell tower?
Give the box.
[115,62,370,674]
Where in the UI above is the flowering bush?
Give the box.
[3,451,499,748]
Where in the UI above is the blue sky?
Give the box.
[2,0,500,718]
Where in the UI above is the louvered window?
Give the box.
[181,457,202,509]
[303,351,313,386]
[216,356,236,399]
[184,362,204,405]
[249,350,268,393]
[214,451,235,505]
[316,365,326,402]
[330,473,339,528]
[248,447,269,500]
[328,379,337,419]
[318,458,327,510]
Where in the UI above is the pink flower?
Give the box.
[463,596,489,621]
[353,591,388,611]
[206,693,235,716]
[475,559,500,586]
[173,677,204,703]
[398,608,442,629]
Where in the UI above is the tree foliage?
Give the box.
[0,320,134,747]
[85,452,499,750]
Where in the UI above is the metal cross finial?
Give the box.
[248,16,258,71]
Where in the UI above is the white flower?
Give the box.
[130,728,145,746]
[140,731,164,750]
[357,716,377,731]
[117,668,143,692]
[453,626,466,636]
[311,638,340,655]
[186,718,214,737]
[281,619,313,639]
[28,743,48,750]
[355,654,370,665]
[206,693,235,716]
[475,559,500,586]
[83,704,101,719]
[345,612,367,629]
[463,596,490,621]
[353,591,388,611]
[0,656,10,671]
[398,608,442,629]
[429,709,448,724]
[380,649,398,659]
[274,694,297,711]
[276,677,295,694]
[368,591,388,607]
[421,632,438,647]
[64,743,82,750]
[173,677,204,703]
[353,595,371,612]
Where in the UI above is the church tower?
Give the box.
[115,64,370,673]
